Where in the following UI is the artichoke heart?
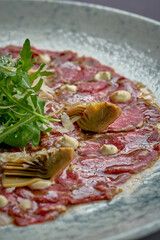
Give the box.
[67,101,122,132]
[2,148,75,188]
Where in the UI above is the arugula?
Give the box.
[0,39,59,148]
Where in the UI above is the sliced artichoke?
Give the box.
[2,148,75,187]
[67,101,122,132]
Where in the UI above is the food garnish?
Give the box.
[99,144,118,156]
[2,147,75,187]
[29,180,53,190]
[110,90,131,103]
[60,84,77,92]
[0,39,59,148]
[59,134,79,149]
[0,43,159,227]
[94,71,112,81]
[0,195,8,208]
[67,101,122,132]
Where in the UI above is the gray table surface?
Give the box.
[63,1,160,240]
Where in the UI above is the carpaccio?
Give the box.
[0,45,160,226]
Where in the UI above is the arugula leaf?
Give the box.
[3,122,40,148]
[0,39,60,148]
[28,63,52,83]
[0,114,37,143]
[32,78,43,92]
[19,39,35,72]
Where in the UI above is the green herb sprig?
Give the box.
[0,39,59,148]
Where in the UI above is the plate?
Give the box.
[0,1,160,240]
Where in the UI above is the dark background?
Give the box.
[65,0,160,240]
[68,0,160,21]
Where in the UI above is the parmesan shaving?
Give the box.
[0,151,30,163]
[48,121,68,134]
[54,126,70,134]
[44,100,56,115]
[5,187,15,193]
[61,113,74,131]
[41,84,55,94]
[32,78,55,100]
[39,84,55,100]
[44,70,57,83]
[39,91,54,100]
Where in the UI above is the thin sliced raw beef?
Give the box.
[0,45,160,227]
[78,81,110,93]
[108,105,143,131]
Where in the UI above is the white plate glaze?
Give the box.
[0,1,160,240]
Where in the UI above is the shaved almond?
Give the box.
[59,135,79,149]
[0,195,8,208]
[19,199,33,211]
[100,144,118,156]
[94,71,112,81]
[60,84,77,92]
[36,54,51,64]
[29,180,52,190]
[110,90,131,103]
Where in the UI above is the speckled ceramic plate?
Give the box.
[0,0,160,239]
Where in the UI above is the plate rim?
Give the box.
[2,0,160,26]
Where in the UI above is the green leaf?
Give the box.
[28,64,45,83]
[19,39,35,72]
[0,54,12,66]
[0,65,17,77]
[31,123,41,146]
[32,78,43,92]
[0,38,60,149]
[36,97,45,115]
[15,71,31,89]
[28,64,52,84]
[0,83,59,122]
[44,127,52,132]
[40,71,52,77]
[3,123,40,148]
[0,114,36,144]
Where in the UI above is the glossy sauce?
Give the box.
[0,45,159,226]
